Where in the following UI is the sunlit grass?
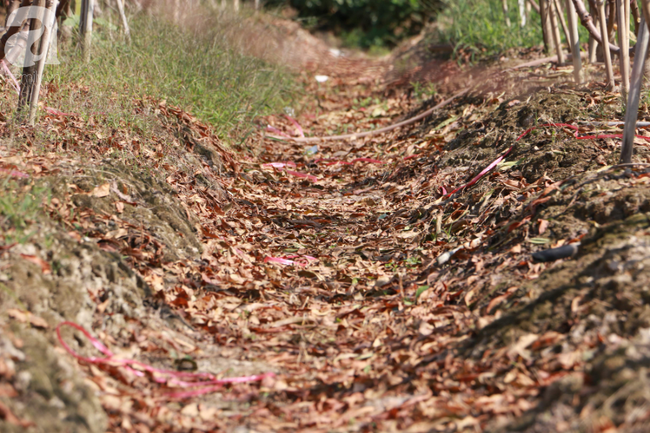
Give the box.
[435,0,592,58]
[39,8,299,141]
[0,179,49,244]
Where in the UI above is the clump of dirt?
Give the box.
[440,91,595,180]
[0,224,146,432]
[57,166,203,262]
[466,213,650,432]
[401,86,649,252]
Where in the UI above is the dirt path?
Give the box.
[153,62,650,432]
[3,42,650,432]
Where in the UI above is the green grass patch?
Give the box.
[0,179,49,244]
[434,0,594,59]
[41,9,299,141]
[436,0,543,56]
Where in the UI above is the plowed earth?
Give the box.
[2,42,650,433]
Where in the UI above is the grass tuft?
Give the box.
[433,0,593,59]
[0,179,49,244]
[38,8,299,142]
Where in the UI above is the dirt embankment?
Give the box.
[378,82,650,432]
[0,98,248,431]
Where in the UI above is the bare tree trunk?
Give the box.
[566,0,582,82]
[116,0,130,41]
[617,0,630,96]
[6,0,20,27]
[597,0,616,88]
[529,0,541,13]
[549,0,565,62]
[0,0,33,62]
[255,0,260,10]
[540,0,554,52]
[80,0,94,62]
[606,0,616,42]
[572,0,626,54]
[554,0,571,52]
[641,2,650,89]
[57,0,72,42]
[27,0,58,125]
[519,0,527,26]
[18,0,46,117]
[641,1,650,44]
[502,0,512,27]
[234,0,239,12]
[588,0,598,63]
[621,15,649,163]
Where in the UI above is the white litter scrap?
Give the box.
[315,75,329,83]
[329,48,342,57]
[437,247,464,266]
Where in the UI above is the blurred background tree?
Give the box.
[263,0,442,50]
